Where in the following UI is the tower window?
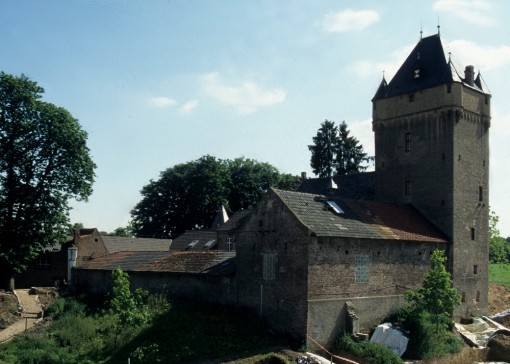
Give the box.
[441,199,445,207]
[447,84,452,93]
[476,291,481,302]
[471,228,476,241]
[461,292,466,303]
[405,180,412,195]
[408,94,415,102]
[479,186,483,202]
[405,132,411,153]
[485,96,489,105]
[474,265,478,275]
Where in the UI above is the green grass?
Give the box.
[489,263,510,288]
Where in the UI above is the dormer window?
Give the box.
[414,69,421,78]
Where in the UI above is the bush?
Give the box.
[336,334,403,364]
[391,308,462,359]
[45,297,86,319]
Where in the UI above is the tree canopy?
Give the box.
[308,120,370,177]
[130,155,299,239]
[406,250,460,318]
[0,72,95,287]
[489,209,510,264]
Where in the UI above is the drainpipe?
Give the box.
[67,245,78,285]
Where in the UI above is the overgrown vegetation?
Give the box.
[336,334,403,364]
[489,210,510,264]
[385,250,463,359]
[0,269,276,363]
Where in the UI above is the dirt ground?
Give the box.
[0,292,19,329]
[488,283,510,315]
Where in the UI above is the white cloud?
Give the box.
[447,40,510,71]
[322,9,380,33]
[180,99,199,113]
[433,0,494,26]
[148,96,177,109]
[201,72,286,114]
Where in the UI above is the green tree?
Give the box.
[131,155,299,238]
[110,268,148,348]
[489,209,510,263]
[308,120,338,177]
[336,121,369,175]
[308,120,370,177]
[0,72,95,289]
[406,250,460,330]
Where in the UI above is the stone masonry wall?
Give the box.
[237,191,310,341]
[73,269,237,305]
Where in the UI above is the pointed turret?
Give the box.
[211,205,229,229]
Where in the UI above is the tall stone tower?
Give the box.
[372,33,490,318]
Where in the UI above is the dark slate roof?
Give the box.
[76,251,170,271]
[372,34,488,100]
[297,172,375,200]
[272,188,446,243]
[75,250,234,275]
[169,230,218,251]
[140,251,235,275]
[216,209,253,232]
[101,236,172,254]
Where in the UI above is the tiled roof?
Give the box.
[75,250,234,275]
[76,251,170,271]
[140,251,235,275]
[216,209,253,232]
[169,230,218,251]
[101,236,172,254]
[297,172,375,200]
[272,188,446,243]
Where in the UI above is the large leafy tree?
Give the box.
[308,120,370,177]
[131,155,298,238]
[0,72,95,289]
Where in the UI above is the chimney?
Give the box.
[301,171,307,180]
[464,65,475,86]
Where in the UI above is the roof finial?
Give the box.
[448,51,451,63]
[420,24,423,40]
[437,17,441,36]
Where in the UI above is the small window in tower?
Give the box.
[485,96,489,105]
[461,292,466,303]
[471,228,476,240]
[474,265,478,275]
[408,94,415,102]
[441,199,445,207]
[479,186,483,202]
[441,153,445,160]
[458,154,462,161]
[476,291,481,302]
[405,180,412,195]
[405,133,411,153]
[447,84,452,93]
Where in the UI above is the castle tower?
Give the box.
[372,33,490,318]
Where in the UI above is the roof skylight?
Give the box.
[327,200,344,214]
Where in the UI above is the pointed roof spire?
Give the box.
[371,74,388,101]
[210,205,229,229]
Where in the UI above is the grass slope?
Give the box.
[489,264,510,288]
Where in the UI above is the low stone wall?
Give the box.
[73,269,237,305]
[307,295,406,349]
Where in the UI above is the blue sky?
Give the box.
[1,0,509,236]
